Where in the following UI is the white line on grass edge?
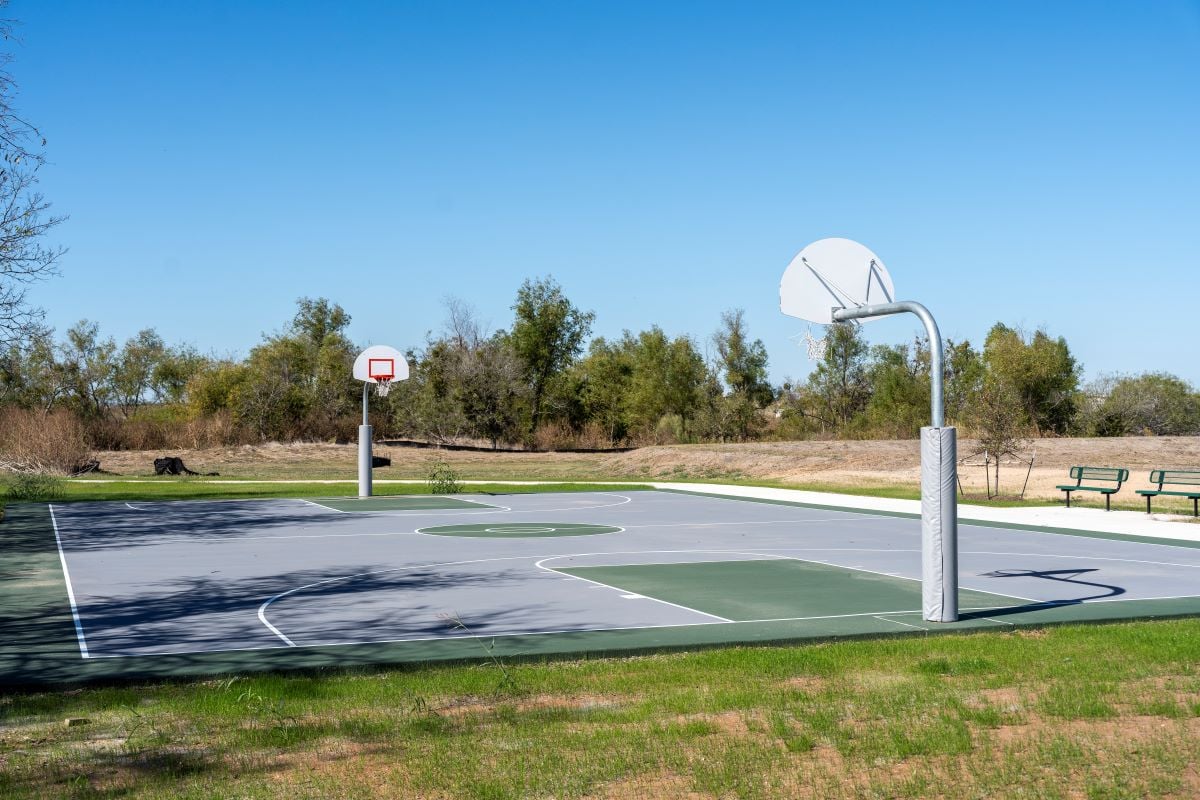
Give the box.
[48,505,90,659]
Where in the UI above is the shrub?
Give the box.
[0,408,92,474]
[426,456,462,494]
[4,472,66,501]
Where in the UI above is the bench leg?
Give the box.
[1105,493,1111,512]
[1146,495,1152,514]
[1194,497,1197,518]
[1064,491,1071,508]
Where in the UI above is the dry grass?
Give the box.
[87,436,1200,504]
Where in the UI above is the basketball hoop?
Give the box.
[353,345,411,499]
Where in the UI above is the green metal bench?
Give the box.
[1056,466,1129,511]
[1136,470,1200,517]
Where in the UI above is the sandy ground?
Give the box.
[90,436,1200,504]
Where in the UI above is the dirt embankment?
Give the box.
[90,437,1200,501]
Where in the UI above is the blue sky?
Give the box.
[13,1,1200,385]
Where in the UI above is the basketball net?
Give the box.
[802,327,828,361]
[374,378,394,397]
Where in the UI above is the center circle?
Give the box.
[416,522,622,538]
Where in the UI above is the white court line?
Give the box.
[962,550,1200,570]
[256,554,563,646]
[740,550,1045,605]
[48,505,90,659]
[534,556,734,623]
[90,600,1066,660]
[874,615,927,631]
[618,516,897,531]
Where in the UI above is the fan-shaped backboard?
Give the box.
[780,238,896,325]
[353,345,410,383]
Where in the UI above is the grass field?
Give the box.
[2,620,1199,799]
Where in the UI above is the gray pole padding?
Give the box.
[358,425,373,498]
[358,383,372,498]
[921,426,958,621]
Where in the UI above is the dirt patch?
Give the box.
[968,687,1027,712]
[587,771,714,800]
[437,693,627,718]
[88,436,1200,504]
[781,675,829,694]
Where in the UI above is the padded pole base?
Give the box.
[921,426,959,622]
[358,424,373,498]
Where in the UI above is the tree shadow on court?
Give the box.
[958,567,1126,621]
[45,499,433,552]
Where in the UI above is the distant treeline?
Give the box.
[2,278,1199,470]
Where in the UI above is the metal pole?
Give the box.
[358,382,372,498]
[832,300,943,427]
[831,300,958,622]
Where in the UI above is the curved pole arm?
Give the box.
[831,300,944,428]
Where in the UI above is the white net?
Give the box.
[374,378,393,397]
[802,327,828,361]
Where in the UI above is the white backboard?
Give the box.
[780,237,896,325]
[353,345,410,383]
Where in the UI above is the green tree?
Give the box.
[805,323,870,434]
[983,324,1080,435]
[625,327,709,439]
[234,298,358,439]
[575,336,635,444]
[713,309,773,407]
[1087,373,1200,436]
[510,277,595,434]
[863,340,929,437]
[944,338,984,427]
[59,320,116,420]
[455,337,526,449]
[111,329,167,418]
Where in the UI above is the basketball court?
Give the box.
[19,488,1199,681]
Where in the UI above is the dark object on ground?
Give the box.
[372,456,391,468]
[1056,465,1128,511]
[153,457,219,477]
[1137,469,1200,517]
[69,460,102,476]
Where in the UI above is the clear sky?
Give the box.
[12,1,1200,385]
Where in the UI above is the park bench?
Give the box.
[1136,470,1200,517]
[1056,466,1129,511]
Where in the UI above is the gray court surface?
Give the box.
[48,490,1200,660]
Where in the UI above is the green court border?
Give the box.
[5,490,1200,686]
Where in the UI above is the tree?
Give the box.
[456,337,526,449]
[712,309,773,407]
[944,338,984,427]
[510,277,594,433]
[575,337,635,444]
[805,323,870,433]
[111,329,166,418]
[863,340,929,437]
[59,320,116,420]
[0,10,65,348]
[1086,373,1200,436]
[983,324,1080,435]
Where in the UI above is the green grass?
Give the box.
[3,480,652,510]
[1,620,1199,798]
